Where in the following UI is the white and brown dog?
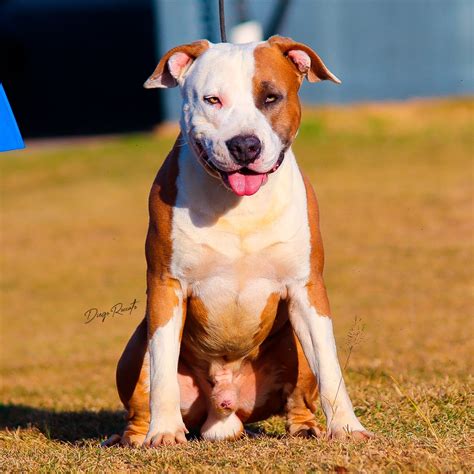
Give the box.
[105,36,372,447]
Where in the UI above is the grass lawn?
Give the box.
[1,98,473,472]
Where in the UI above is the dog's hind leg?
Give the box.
[284,335,324,438]
[104,317,207,447]
[115,317,151,447]
[257,303,323,438]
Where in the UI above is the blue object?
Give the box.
[0,84,25,152]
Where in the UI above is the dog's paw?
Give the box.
[328,424,374,441]
[101,430,150,448]
[288,421,325,439]
[325,411,374,442]
[121,431,147,447]
[143,422,188,447]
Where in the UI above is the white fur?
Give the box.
[145,290,186,443]
[201,412,243,441]
[168,147,311,361]
[168,143,368,436]
[178,42,283,175]
[175,150,306,269]
[172,146,309,276]
[287,285,366,435]
[146,41,366,439]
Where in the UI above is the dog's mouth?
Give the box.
[193,140,285,197]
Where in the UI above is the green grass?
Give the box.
[1,98,473,472]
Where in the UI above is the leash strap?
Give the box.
[219,0,227,42]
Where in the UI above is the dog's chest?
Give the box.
[175,222,308,357]
[170,156,311,356]
[167,156,310,356]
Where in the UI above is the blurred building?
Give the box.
[1,0,472,138]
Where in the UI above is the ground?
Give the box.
[1,98,473,472]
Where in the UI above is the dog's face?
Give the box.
[145,36,340,196]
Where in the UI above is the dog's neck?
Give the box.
[175,140,298,228]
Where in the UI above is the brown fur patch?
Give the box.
[145,137,184,335]
[182,296,209,362]
[253,43,302,147]
[145,40,210,88]
[285,328,321,437]
[236,313,318,425]
[183,292,280,363]
[115,317,150,445]
[267,36,341,84]
[303,174,331,316]
[251,292,280,357]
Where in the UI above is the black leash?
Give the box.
[218,0,227,42]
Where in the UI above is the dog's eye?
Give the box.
[265,94,279,104]
[204,96,221,106]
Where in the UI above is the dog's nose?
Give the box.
[226,135,261,164]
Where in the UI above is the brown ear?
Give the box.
[144,40,210,89]
[268,35,341,84]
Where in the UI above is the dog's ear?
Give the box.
[144,40,210,89]
[268,35,341,84]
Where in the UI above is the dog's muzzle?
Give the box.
[193,139,285,197]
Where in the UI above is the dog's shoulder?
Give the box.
[300,171,325,279]
[149,136,182,221]
[146,136,182,275]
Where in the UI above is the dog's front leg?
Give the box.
[287,278,373,440]
[143,278,187,447]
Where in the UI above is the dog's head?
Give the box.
[145,36,340,196]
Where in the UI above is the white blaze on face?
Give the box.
[144,36,340,197]
[179,43,283,180]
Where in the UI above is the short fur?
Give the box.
[103,36,371,448]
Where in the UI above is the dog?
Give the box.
[103,36,372,447]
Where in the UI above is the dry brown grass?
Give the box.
[1,98,473,472]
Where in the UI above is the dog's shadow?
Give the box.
[0,403,125,443]
[0,404,280,443]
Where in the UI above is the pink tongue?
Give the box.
[227,172,267,196]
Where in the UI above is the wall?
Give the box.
[156,0,473,120]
